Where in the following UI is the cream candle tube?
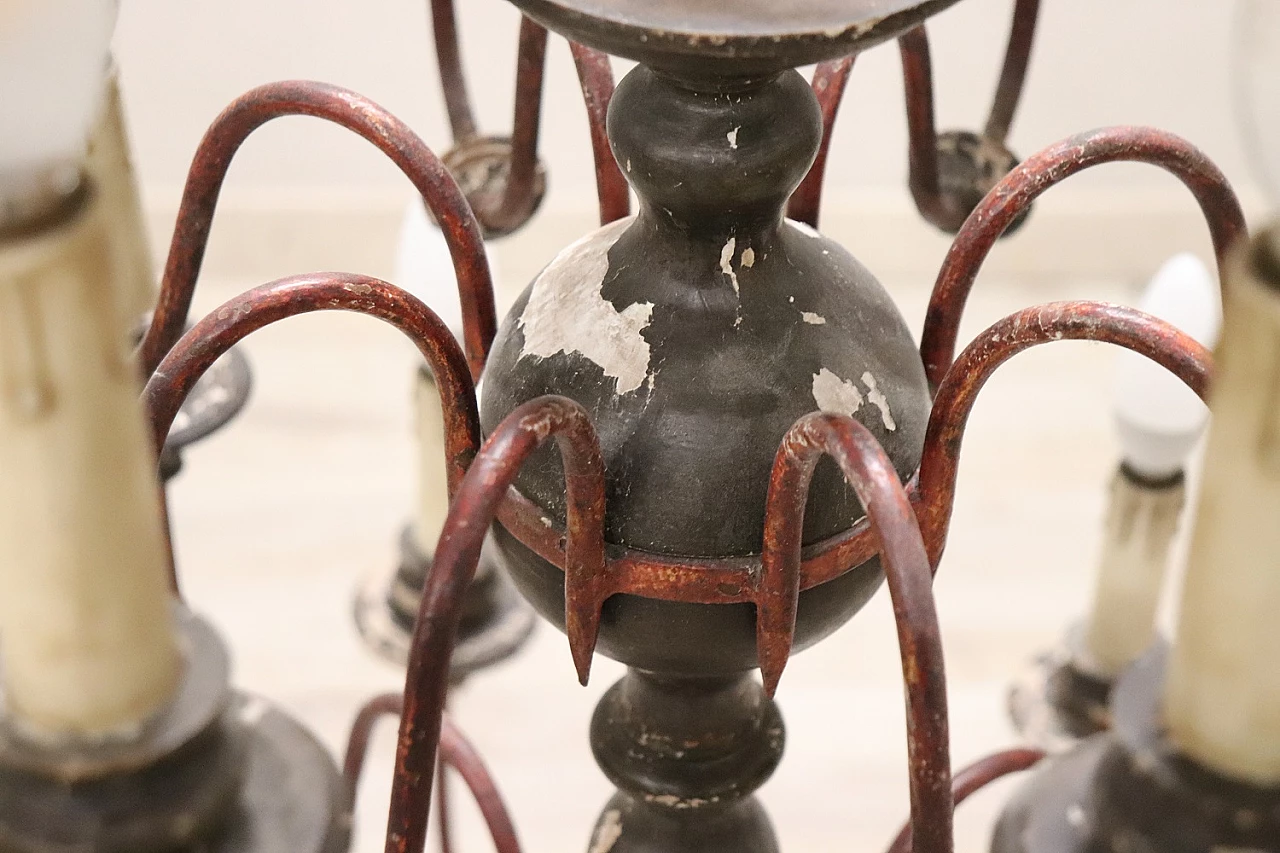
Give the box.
[86,67,156,329]
[1165,228,1280,786]
[0,188,180,740]
[1077,469,1184,678]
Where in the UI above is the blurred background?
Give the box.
[107,1,1270,851]
[115,0,1265,287]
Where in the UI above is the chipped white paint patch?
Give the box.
[719,237,743,327]
[801,312,826,325]
[644,793,718,809]
[519,219,653,395]
[646,794,681,807]
[812,368,863,417]
[741,247,755,268]
[590,809,623,853]
[862,371,896,431]
[727,126,740,149]
[719,237,739,295]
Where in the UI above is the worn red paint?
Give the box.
[385,396,606,853]
[984,0,1040,142]
[345,693,522,853]
[788,55,855,228]
[142,273,480,506]
[886,747,1046,853]
[918,301,1213,567]
[482,17,550,235]
[571,41,631,226]
[759,412,952,853]
[137,80,496,384]
[432,0,478,142]
[921,125,1248,391]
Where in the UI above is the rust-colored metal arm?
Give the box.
[143,272,479,505]
[759,412,952,853]
[385,396,606,853]
[431,0,477,142]
[920,126,1247,391]
[570,42,630,225]
[788,56,856,228]
[482,17,549,233]
[899,26,955,231]
[139,81,495,383]
[918,301,1213,569]
[985,0,1041,143]
[886,747,1046,853]
[345,693,522,853]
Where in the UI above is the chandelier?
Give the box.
[0,1,1274,852]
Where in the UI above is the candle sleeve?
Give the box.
[0,188,180,741]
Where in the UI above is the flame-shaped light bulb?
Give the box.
[1112,253,1221,481]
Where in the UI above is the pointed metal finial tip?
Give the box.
[572,649,594,686]
[761,660,785,699]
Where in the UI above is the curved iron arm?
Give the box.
[918,301,1212,569]
[985,0,1041,143]
[143,272,479,507]
[920,125,1247,391]
[899,26,953,231]
[431,0,477,142]
[482,17,549,233]
[385,396,607,853]
[788,56,856,228]
[139,80,495,383]
[759,412,951,853]
[885,747,1046,853]
[899,0,1039,233]
[570,42,630,225]
[786,0,1040,230]
[345,693,522,853]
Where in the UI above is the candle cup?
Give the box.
[994,649,1280,853]
[0,606,351,853]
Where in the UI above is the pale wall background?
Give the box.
[113,0,1270,286]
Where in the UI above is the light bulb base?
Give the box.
[0,166,86,240]
[1117,461,1185,492]
[995,647,1280,853]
